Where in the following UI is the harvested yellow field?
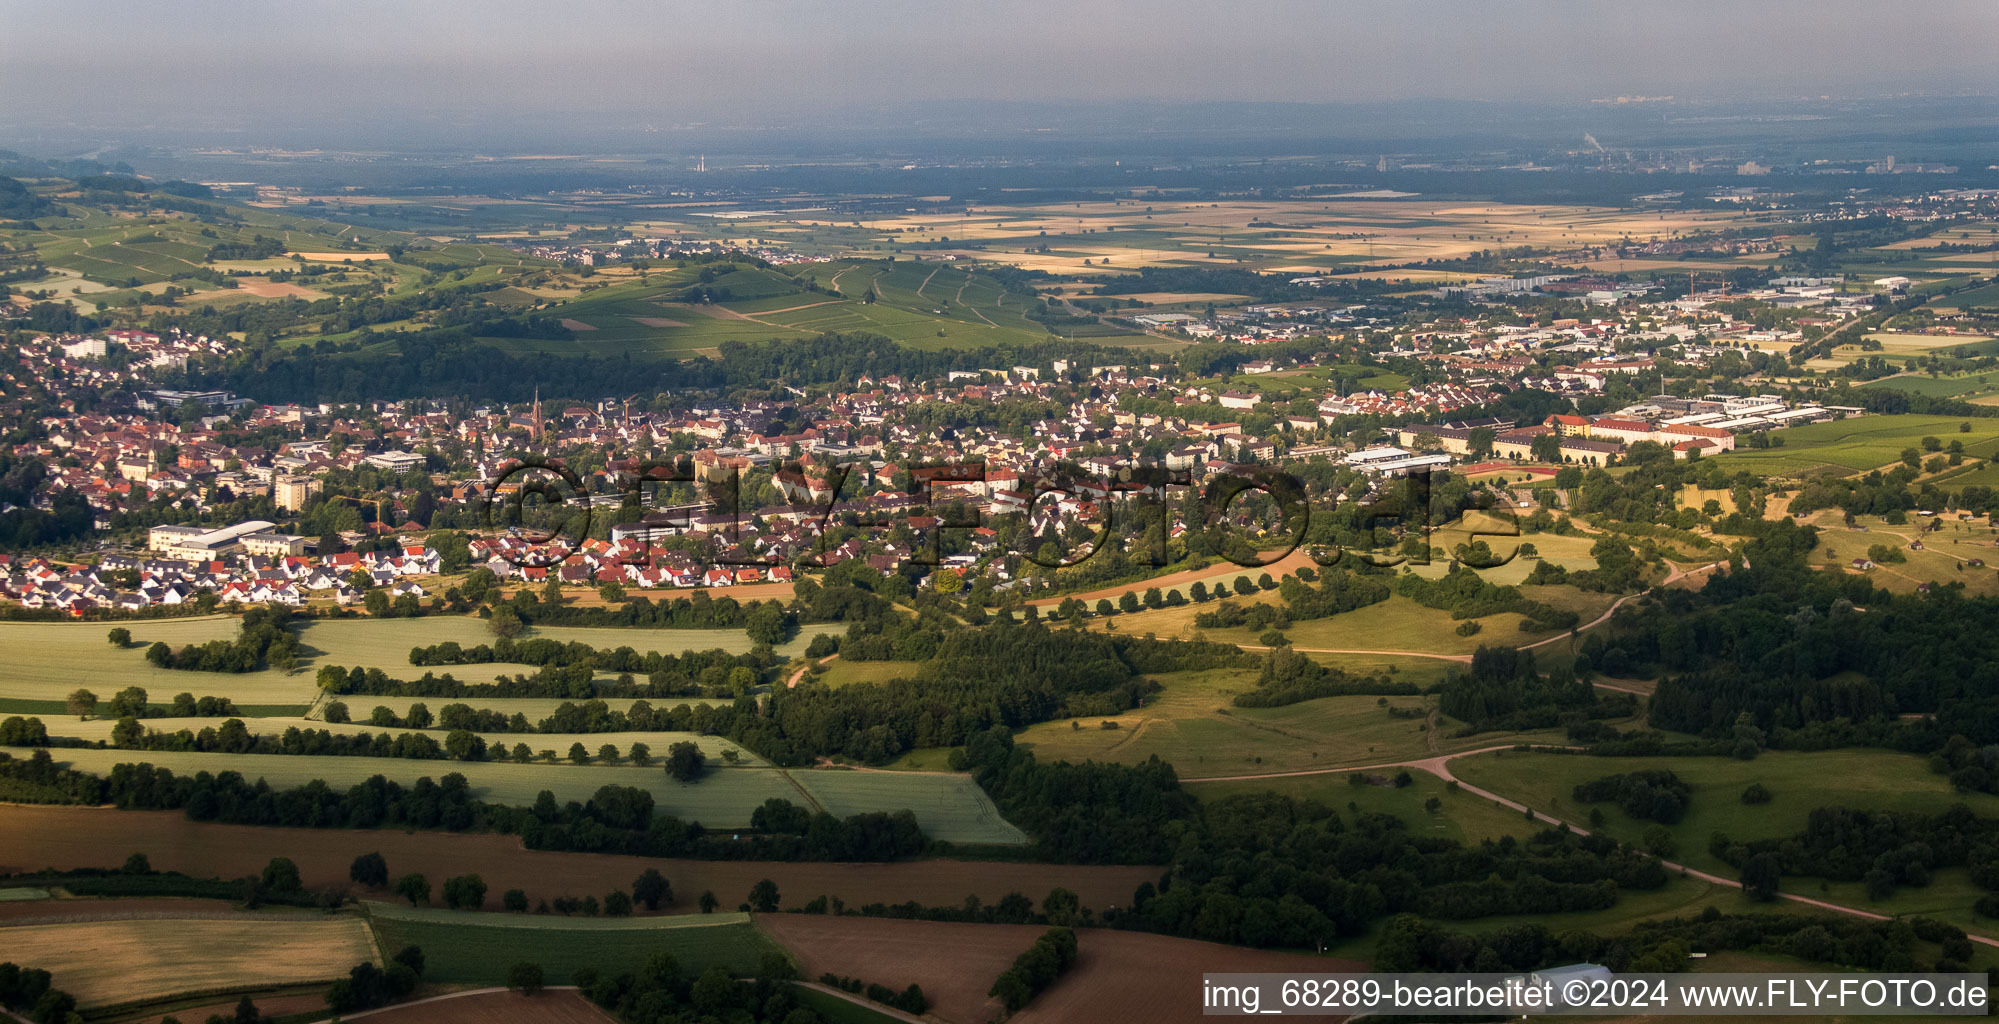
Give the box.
[6,915,378,1006]
[290,251,391,261]
[1112,291,1253,304]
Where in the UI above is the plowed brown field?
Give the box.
[759,915,1364,1024]
[0,805,1154,913]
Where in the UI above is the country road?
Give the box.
[1183,743,1999,948]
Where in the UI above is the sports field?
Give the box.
[365,905,778,985]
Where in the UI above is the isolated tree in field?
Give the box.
[665,740,705,782]
[322,701,350,724]
[260,857,302,894]
[748,878,780,913]
[443,873,487,910]
[628,741,651,766]
[349,852,389,888]
[633,868,671,911]
[1117,591,1140,614]
[699,890,719,914]
[597,743,619,764]
[503,888,528,913]
[1740,853,1782,902]
[568,742,590,764]
[507,962,544,996]
[106,628,130,647]
[605,890,633,916]
[394,873,430,906]
[66,689,97,719]
[233,995,261,1024]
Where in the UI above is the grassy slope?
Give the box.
[1451,747,1999,935]
[1713,414,1999,477]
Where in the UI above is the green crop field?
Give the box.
[788,769,1028,845]
[1712,414,1999,477]
[364,905,779,984]
[0,616,801,707]
[813,660,920,687]
[46,716,765,766]
[793,986,906,1024]
[518,255,1138,356]
[39,747,1024,843]
[1858,371,1999,400]
[1940,280,1999,310]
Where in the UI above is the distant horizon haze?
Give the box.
[3,0,1996,129]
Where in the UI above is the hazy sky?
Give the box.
[5,0,1997,119]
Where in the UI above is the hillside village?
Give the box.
[0,274,1902,614]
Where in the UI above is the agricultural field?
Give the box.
[1712,414,1999,478]
[1020,928,1361,1024]
[1857,369,1999,400]
[969,665,1624,779]
[770,198,1763,277]
[766,914,1366,1024]
[789,769,1030,845]
[37,747,1023,842]
[366,904,778,985]
[0,913,375,1007]
[520,256,1149,358]
[1005,670,1434,776]
[349,990,618,1024]
[48,716,765,767]
[1940,279,1999,311]
[0,805,1152,912]
[0,616,801,708]
[791,987,907,1024]
[811,659,920,688]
